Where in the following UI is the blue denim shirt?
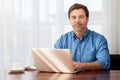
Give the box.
[54,29,110,70]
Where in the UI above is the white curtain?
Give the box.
[118,1,120,52]
[0,0,119,68]
[102,0,119,54]
[0,0,36,68]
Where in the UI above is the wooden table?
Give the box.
[1,55,120,80]
[1,69,120,80]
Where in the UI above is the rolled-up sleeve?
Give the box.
[96,36,110,70]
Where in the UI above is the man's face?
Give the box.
[69,9,88,33]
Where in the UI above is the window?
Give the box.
[38,0,102,48]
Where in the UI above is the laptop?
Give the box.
[31,48,83,73]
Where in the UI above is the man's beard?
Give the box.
[75,25,86,32]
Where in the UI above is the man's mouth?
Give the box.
[75,23,82,26]
[75,24,82,27]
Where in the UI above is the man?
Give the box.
[54,3,110,70]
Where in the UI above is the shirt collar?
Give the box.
[72,29,90,40]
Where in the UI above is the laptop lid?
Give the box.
[31,48,75,73]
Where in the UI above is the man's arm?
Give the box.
[73,61,101,70]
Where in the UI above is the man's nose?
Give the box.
[75,17,80,22]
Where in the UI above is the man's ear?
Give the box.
[87,17,89,22]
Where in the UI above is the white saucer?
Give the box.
[9,67,25,73]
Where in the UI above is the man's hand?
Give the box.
[73,62,83,70]
[73,61,101,70]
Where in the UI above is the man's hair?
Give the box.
[68,3,89,18]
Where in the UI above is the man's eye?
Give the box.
[79,15,84,18]
[71,16,76,19]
